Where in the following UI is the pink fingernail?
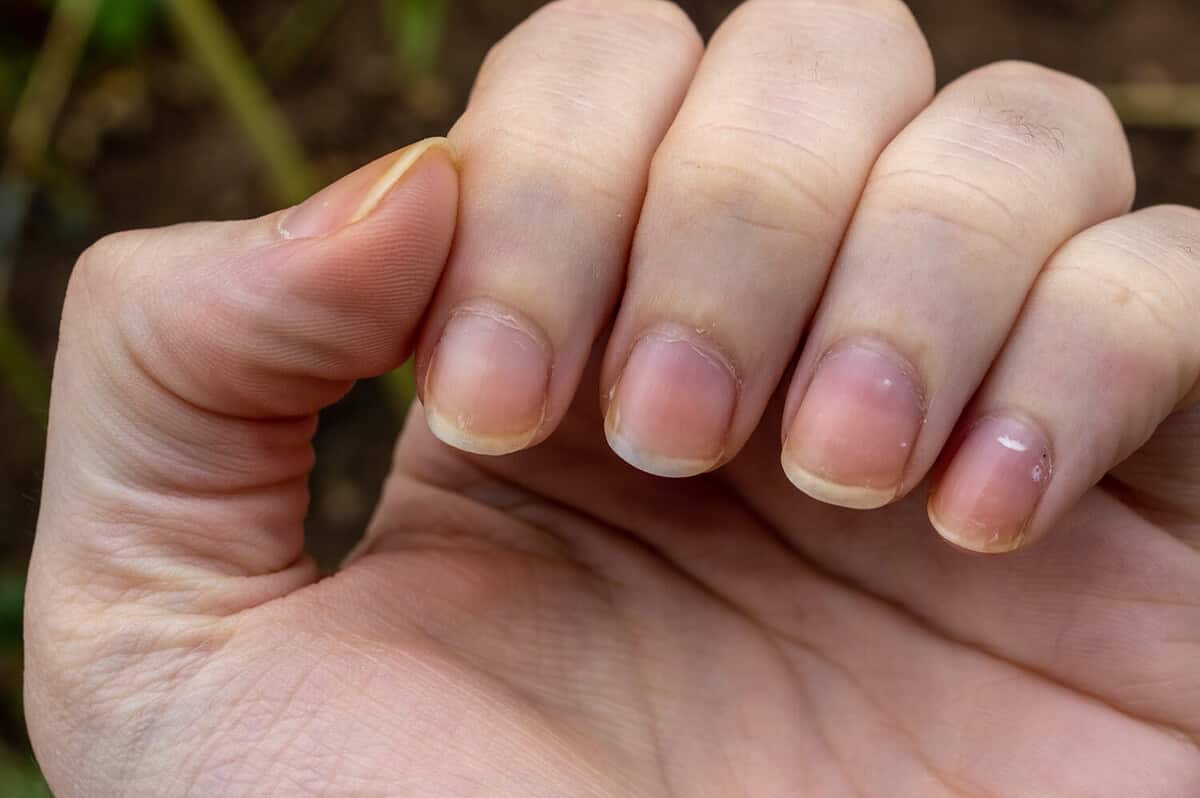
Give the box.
[605,329,738,478]
[782,342,924,509]
[280,138,455,239]
[929,415,1052,553]
[424,303,551,456]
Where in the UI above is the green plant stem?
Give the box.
[165,0,317,206]
[0,750,51,798]
[380,360,417,419]
[4,0,102,300]
[7,0,102,179]
[1,0,99,421]
[259,0,344,82]
[382,0,448,78]
[1104,83,1200,130]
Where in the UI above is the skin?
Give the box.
[23,1,1200,795]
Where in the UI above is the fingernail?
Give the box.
[782,342,924,509]
[605,328,738,478]
[423,302,551,456]
[280,137,455,239]
[929,415,1052,553]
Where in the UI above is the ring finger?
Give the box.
[780,61,1135,508]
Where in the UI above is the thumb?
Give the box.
[29,138,458,617]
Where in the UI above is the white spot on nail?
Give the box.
[882,378,894,389]
[1032,463,1044,482]
[997,434,1028,452]
[899,441,909,449]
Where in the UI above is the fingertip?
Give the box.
[926,416,1051,555]
[421,302,552,457]
[781,459,897,510]
[280,137,459,241]
[927,500,1027,555]
[424,404,540,456]
[605,424,719,479]
[781,341,924,509]
[602,328,736,479]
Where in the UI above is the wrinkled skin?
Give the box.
[23,0,1200,795]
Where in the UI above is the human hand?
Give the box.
[26,1,1200,795]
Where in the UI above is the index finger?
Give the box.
[414,0,703,455]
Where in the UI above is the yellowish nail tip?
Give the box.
[602,401,721,479]
[605,426,718,479]
[926,504,1024,555]
[781,459,896,510]
[424,404,536,457]
[348,137,457,225]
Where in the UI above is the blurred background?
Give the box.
[1,0,1198,791]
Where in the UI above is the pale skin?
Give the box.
[23,0,1200,795]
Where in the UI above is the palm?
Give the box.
[174,390,1200,796]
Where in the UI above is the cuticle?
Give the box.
[424,296,555,445]
[442,299,554,359]
[963,408,1056,475]
[605,322,744,409]
[819,335,929,414]
[641,323,742,387]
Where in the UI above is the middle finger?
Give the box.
[601,0,936,477]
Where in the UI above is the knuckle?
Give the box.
[72,230,138,290]
[733,0,920,33]
[916,61,1134,212]
[668,118,844,188]
[1143,204,1200,255]
[1045,266,1194,403]
[470,0,700,118]
[64,230,146,322]
[545,0,698,37]
[1102,206,1200,280]
[1047,219,1200,353]
[528,0,700,57]
[721,0,933,91]
[477,125,634,208]
[852,0,921,24]
[652,145,840,239]
[837,0,925,33]
[863,168,1027,251]
[975,60,1089,96]
[1041,205,1200,412]
[464,0,701,189]
[624,0,698,39]
[962,60,1124,142]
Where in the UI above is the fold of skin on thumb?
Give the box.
[29,138,459,618]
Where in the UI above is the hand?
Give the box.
[26,1,1200,794]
